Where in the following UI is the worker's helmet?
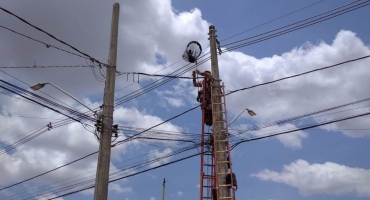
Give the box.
[204,70,211,74]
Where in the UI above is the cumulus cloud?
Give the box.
[252,159,370,197]
[179,29,370,149]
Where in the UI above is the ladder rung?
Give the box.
[212,111,226,114]
[216,150,229,153]
[214,120,227,123]
[218,172,231,175]
[213,129,227,132]
[217,161,229,164]
[219,184,233,187]
[215,139,228,142]
[204,164,214,167]
[220,197,233,199]
[203,185,212,188]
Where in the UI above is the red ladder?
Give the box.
[211,82,236,200]
[200,80,216,200]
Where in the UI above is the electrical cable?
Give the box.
[0,114,60,120]
[0,69,76,110]
[222,0,370,52]
[0,151,98,192]
[14,144,200,200]
[230,96,370,134]
[219,0,327,43]
[226,55,370,95]
[0,7,109,67]
[0,65,92,69]
[0,81,93,123]
[222,0,365,48]
[1,104,201,197]
[0,25,89,60]
[46,151,203,200]
[230,110,370,150]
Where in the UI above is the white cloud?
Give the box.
[149,197,156,200]
[233,123,307,149]
[163,97,184,107]
[252,159,370,197]
[35,193,63,200]
[109,183,132,194]
[177,191,184,197]
[275,124,307,149]
[114,107,182,133]
[208,30,370,147]
[148,148,173,168]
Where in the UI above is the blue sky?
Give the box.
[1,0,370,200]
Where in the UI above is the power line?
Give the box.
[0,151,97,192]
[0,25,89,60]
[0,69,76,110]
[0,80,93,122]
[114,55,211,106]
[0,7,108,67]
[230,97,370,135]
[114,0,369,106]
[113,104,200,146]
[222,0,367,48]
[116,72,198,80]
[230,110,370,150]
[1,104,200,195]
[13,144,200,200]
[47,151,203,200]
[0,114,59,120]
[0,65,92,69]
[220,0,327,42]
[226,55,370,95]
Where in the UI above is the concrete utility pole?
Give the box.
[209,25,230,198]
[94,3,120,200]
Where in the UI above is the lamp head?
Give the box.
[247,109,256,116]
[30,83,46,91]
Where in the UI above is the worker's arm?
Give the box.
[195,69,204,76]
[192,71,202,87]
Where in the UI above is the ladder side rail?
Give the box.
[221,83,236,199]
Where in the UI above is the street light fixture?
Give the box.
[228,107,256,127]
[30,83,46,91]
[30,82,95,114]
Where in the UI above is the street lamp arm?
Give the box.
[228,108,247,127]
[228,107,256,127]
[42,82,96,114]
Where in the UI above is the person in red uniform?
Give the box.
[192,69,213,126]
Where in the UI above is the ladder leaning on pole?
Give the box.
[211,82,237,200]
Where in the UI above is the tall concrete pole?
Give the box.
[94,3,119,200]
[209,25,230,198]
